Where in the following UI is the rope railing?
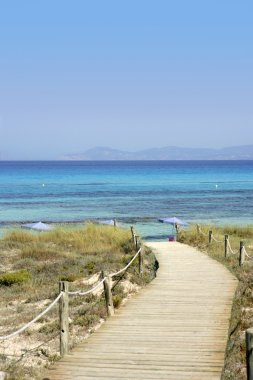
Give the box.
[68,248,141,297]
[0,227,143,361]
[68,247,142,296]
[111,248,141,277]
[68,278,106,296]
[197,224,209,237]
[0,292,63,341]
[211,235,223,244]
[196,224,253,376]
[243,246,253,260]
[197,225,227,245]
[195,224,253,266]
[227,238,239,256]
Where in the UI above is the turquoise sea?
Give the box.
[0,161,253,240]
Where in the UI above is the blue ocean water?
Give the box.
[0,161,253,239]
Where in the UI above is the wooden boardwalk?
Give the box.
[44,242,237,380]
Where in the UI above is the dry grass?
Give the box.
[178,224,253,380]
[0,224,156,380]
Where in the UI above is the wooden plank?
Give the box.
[43,242,237,380]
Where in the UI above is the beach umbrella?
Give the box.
[22,221,53,231]
[158,217,188,226]
[158,217,188,240]
[98,219,116,226]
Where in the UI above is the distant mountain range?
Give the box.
[62,145,253,160]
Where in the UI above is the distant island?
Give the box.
[61,145,253,160]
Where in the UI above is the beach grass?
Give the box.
[0,224,156,380]
[178,224,253,380]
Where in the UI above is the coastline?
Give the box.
[1,218,253,241]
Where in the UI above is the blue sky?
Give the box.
[0,0,252,159]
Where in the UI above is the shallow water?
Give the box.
[0,160,253,239]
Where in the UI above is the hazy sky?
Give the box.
[0,0,252,159]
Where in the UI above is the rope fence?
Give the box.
[195,224,253,266]
[0,227,143,359]
[111,249,141,277]
[211,235,223,244]
[68,278,106,296]
[0,292,63,341]
[243,246,253,260]
[196,223,253,377]
[227,238,239,256]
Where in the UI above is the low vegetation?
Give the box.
[0,270,31,286]
[0,224,156,380]
[178,224,253,380]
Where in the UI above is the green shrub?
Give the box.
[39,320,59,335]
[0,270,31,286]
[113,294,123,308]
[121,240,135,254]
[85,261,96,274]
[74,314,100,327]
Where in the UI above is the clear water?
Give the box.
[0,160,253,240]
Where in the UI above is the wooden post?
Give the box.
[239,241,245,266]
[224,235,228,258]
[246,328,253,380]
[138,248,143,274]
[208,230,213,244]
[196,224,200,234]
[102,271,114,317]
[59,281,69,357]
[130,226,135,243]
[135,235,140,251]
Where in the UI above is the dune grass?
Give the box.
[0,224,156,380]
[178,224,253,380]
